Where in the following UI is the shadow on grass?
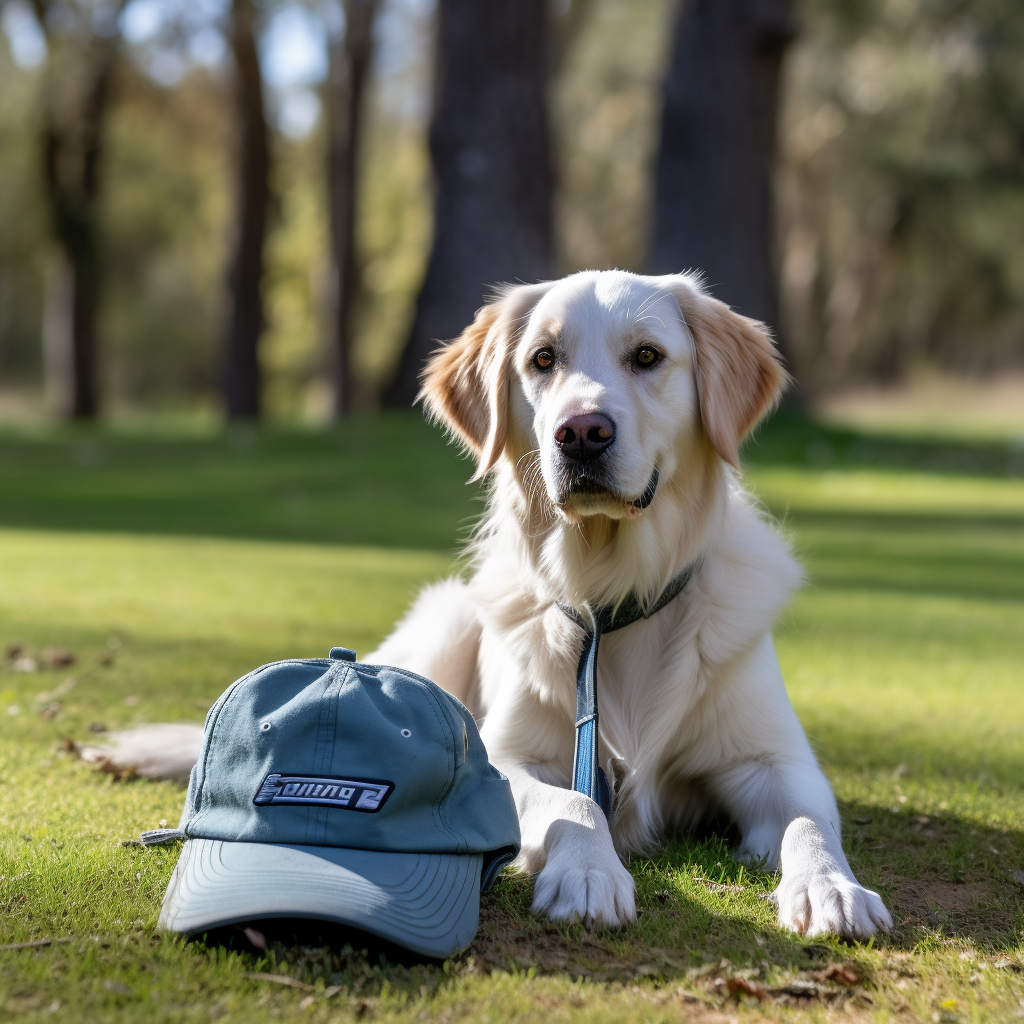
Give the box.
[178,806,1023,998]
[805,541,1024,603]
[0,415,482,552]
[836,800,1024,952]
[745,408,1024,480]
[197,918,450,997]
[0,409,1020,551]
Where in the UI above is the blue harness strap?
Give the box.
[560,559,700,821]
[571,618,612,817]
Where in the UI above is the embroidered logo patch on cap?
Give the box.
[253,773,394,812]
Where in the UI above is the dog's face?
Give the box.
[509,274,699,520]
[421,270,786,523]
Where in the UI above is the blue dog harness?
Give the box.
[559,560,700,819]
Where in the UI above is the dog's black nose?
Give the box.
[554,413,615,461]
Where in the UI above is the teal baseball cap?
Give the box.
[152,648,520,958]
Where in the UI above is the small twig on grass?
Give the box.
[0,937,75,951]
[247,972,315,992]
[693,876,747,894]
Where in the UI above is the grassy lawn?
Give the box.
[0,411,1022,1023]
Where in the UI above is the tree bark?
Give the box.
[650,0,794,345]
[383,0,554,408]
[325,0,379,418]
[222,0,271,419]
[33,0,122,420]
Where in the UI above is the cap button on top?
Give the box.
[329,647,357,661]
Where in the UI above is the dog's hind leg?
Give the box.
[77,723,203,782]
[366,577,482,713]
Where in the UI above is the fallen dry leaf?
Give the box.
[727,976,769,1000]
[40,648,76,670]
[40,702,61,720]
[812,963,861,986]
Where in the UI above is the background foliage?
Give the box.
[1,0,1022,417]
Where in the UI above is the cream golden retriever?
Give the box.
[87,270,891,940]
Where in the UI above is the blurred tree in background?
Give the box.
[222,0,270,419]
[651,0,794,351]
[778,0,1024,392]
[324,0,379,418]
[32,0,126,419]
[383,0,553,407]
[0,0,1022,421]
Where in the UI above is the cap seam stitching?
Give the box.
[189,665,268,831]
[419,680,463,850]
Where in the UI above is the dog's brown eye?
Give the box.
[634,346,660,368]
[533,348,555,371]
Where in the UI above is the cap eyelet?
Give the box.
[260,721,272,732]
[400,728,412,738]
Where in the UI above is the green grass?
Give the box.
[1,411,1022,1023]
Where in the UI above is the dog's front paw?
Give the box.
[531,850,636,929]
[775,871,892,941]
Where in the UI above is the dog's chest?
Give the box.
[593,616,709,767]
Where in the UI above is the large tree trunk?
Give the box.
[34,1,122,420]
[325,0,379,418]
[222,0,271,420]
[650,0,794,350]
[383,0,554,408]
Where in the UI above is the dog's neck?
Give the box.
[477,436,728,611]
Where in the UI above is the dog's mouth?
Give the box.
[629,468,659,510]
[556,467,659,518]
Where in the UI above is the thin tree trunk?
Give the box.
[325,0,379,418]
[222,0,271,419]
[650,0,794,353]
[549,0,595,79]
[383,0,553,408]
[34,1,121,419]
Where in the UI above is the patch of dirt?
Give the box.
[885,875,1013,936]
[469,902,627,978]
[469,900,875,1022]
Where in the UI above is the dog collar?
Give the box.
[558,559,701,820]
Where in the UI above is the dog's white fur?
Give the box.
[89,270,890,941]
[371,270,891,938]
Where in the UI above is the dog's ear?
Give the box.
[419,282,552,480]
[665,275,789,468]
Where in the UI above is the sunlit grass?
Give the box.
[0,412,1022,1022]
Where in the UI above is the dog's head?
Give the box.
[420,271,787,521]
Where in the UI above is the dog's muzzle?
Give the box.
[557,465,660,512]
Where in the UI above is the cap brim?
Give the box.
[158,838,482,959]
